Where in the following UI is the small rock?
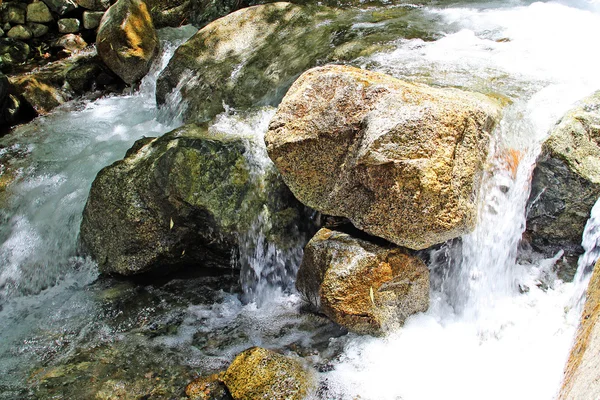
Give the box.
[0,28,4,38]
[7,4,26,25]
[186,373,232,400]
[7,25,32,40]
[76,0,110,10]
[58,18,80,33]
[52,33,87,52]
[27,23,50,38]
[222,347,314,400]
[27,2,53,23]
[2,23,11,32]
[42,0,78,15]
[82,10,104,29]
[297,228,430,335]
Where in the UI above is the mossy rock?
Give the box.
[80,124,305,276]
[222,347,314,400]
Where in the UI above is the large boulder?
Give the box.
[96,0,159,84]
[80,124,305,276]
[156,2,343,123]
[526,91,600,279]
[560,260,600,400]
[155,2,430,124]
[222,347,314,400]
[297,228,429,335]
[266,65,501,250]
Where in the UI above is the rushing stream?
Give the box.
[1,1,600,399]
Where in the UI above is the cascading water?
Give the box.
[1,1,600,399]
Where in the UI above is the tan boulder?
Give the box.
[222,347,314,400]
[266,65,501,250]
[96,0,158,84]
[560,260,600,400]
[296,228,430,335]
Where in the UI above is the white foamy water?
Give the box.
[324,2,600,399]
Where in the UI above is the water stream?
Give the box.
[1,1,600,399]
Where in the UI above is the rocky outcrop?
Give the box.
[96,0,159,84]
[560,260,600,400]
[80,124,305,276]
[297,228,429,335]
[526,91,600,279]
[222,347,314,400]
[266,65,501,250]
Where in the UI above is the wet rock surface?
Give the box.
[297,228,430,335]
[526,90,600,280]
[266,64,501,250]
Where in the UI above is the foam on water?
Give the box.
[324,2,600,399]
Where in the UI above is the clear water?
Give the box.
[0,2,599,399]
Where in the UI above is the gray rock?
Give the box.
[97,0,158,84]
[297,228,430,335]
[27,22,50,38]
[58,18,80,33]
[80,124,305,276]
[27,2,53,23]
[76,0,110,10]
[82,10,104,29]
[7,25,32,40]
[7,4,26,25]
[266,65,502,250]
[526,90,600,280]
[42,0,78,15]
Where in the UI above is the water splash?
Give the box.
[208,109,306,306]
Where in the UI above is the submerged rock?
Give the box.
[222,347,314,400]
[297,228,429,335]
[526,91,600,279]
[266,64,501,250]
[80,124,304,276]
[560,260,600,399]
[97,0,159,84]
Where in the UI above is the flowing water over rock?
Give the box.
[1,2,600,400]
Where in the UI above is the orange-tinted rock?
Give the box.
[266,65,501,250]
[296,228,430,335]
[560,260,600,400]
[96,0,158,84]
